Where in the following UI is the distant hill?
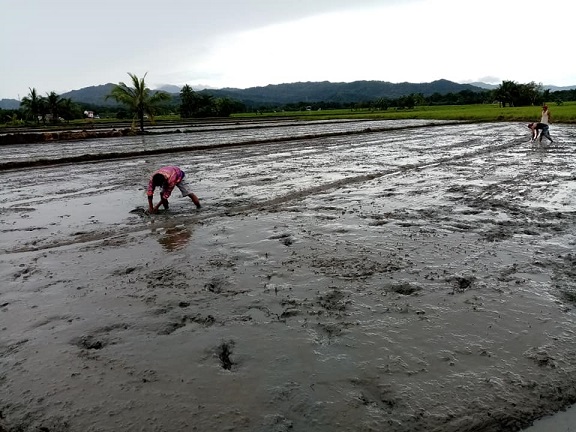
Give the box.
[0,99,20,109]
[156,84,182,93]
[205,79,485,106]
[545,85,576,91]
[62,83,118,106]
[467,82,499,90]
[3,79,486,109]
[466,82,576,92]
[2,79,575,110]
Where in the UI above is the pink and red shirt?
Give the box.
[147,166,185,200]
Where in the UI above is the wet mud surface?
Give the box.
[0,119,447,167]
[1,120,576,431]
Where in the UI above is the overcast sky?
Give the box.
[1,0,574,100]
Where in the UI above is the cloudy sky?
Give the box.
[1,0,574,100]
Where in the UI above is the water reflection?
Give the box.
[157,225,192,251]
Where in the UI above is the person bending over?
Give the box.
[147,165,201,214]
[527,122,554,144]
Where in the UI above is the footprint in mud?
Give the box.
[145,267,188,290]
[204,276,248,296]
[384,282,422,296]
[205,276,229,294]
[72,334,107,350]
[157,321,186,335]
[129,207,150,217]
[447,275,475,293]
[317,288,350,312]
[316,322,344,341]
[480,225,515,242]
[156,313,216,335]
[70,324,129,351]
[351,378,399,410]
[269,233,294,246]
[523,346,557,368]
[280,307,300,319]
[111,265,139,276]
[12,265,36,280]
[261,414,294,432]
[216,340,236,370]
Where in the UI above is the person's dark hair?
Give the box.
[152,173,165,187]
[527,123,534,128]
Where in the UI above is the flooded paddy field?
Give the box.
[0,119,448,166]
[1,120,576,431]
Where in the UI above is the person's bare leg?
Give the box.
[188,193,201,209]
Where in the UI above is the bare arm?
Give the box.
[148,196,168,213]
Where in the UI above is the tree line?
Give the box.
[282,80,566,112]
[1,76,574,128]
[1,73,246,130]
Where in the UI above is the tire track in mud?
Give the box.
[1,135,526,255]
[0,122,464,171]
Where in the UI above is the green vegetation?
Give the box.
[232,102,576,123]
[2,102,576,130]
[106,73,171,132]
[179,84,243,118]
[2,79,576,129]
[17,88,82,125]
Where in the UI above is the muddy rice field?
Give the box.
[1,119,576,432]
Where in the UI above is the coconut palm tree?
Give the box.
[60,98,80,123]
[20,88,44,124]
[494,80,519,107]
[179,84,198,118]
[106,72,171,132]
[45,91,65,123]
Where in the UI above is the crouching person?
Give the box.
[528,122,554,144]
[147,165,201,214]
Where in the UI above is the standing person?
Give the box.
[147,166,201,214]
[541,104,551,124]
[528,122,553,144]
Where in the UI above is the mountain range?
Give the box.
[1,79,575,110]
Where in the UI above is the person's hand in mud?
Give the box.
[148,196,169,214]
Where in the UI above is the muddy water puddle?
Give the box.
[1,121,576,431]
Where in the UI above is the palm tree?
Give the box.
[179,84,198,118]
[20,88,43,124]
[106,72,171,132]
[45,91,65,123]
[494,80,519,107]
[60,98,80,123]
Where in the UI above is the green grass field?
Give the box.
[3,102,576,130]
[232,102,576,123]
